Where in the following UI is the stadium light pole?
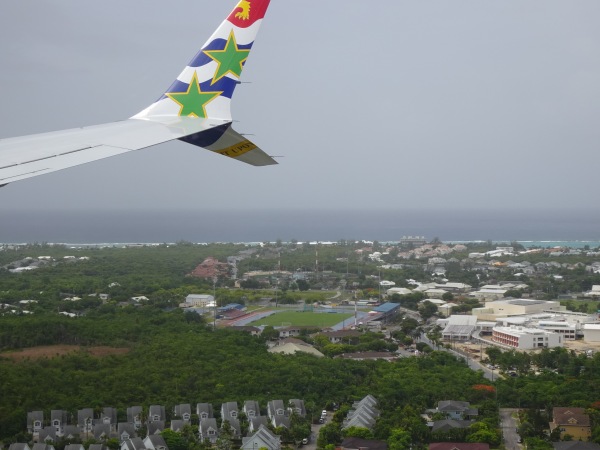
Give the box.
[213,277,217,329]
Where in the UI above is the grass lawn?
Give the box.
[248,311,354,327]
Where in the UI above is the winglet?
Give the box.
[132,0,271,122]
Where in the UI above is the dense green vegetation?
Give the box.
[2,241,600,449]
[0,307,487,444]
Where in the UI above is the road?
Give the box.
[500,408,522,450]
[418,334,500,381]
[302,412,330,450]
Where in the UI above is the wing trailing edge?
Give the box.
[0,0,276,186]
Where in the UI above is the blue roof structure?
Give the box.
[373,303,401,313]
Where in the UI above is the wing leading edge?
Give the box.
[0,0,276,186]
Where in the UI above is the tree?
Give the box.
[289,411,311,444]
[161,429,187,450]
[442,291,454,301]
[426,325,443,349]
[261,326,280,341]
[524,437,553,450]
[387,428,411,450]
[215,421,234,450]
[419,301,438,320]
[485,347,502,365]
[342,427,373,439]
[317,423,342,448]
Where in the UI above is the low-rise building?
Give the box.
[492,326,563,349]
[583,324,600,342]
[472,299,564,320]
[550,407,592,441]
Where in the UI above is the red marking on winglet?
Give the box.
[227,0,271,28]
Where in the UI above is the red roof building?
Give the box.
[189,257,229,279]
[429,444,490,450]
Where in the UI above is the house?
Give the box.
[243,401,261,418]
[339,437,388,450]
[267,400,287,424]
[278,327,304,338]
[436,401,478,420]
[50,410,68,435]
[78,408,94,434]
[120,438,146,450]
[127,406,143,430]
[93,424,112,441]
[431,420,473,433]
[248,416,270,434]
[32,445,55,450]
[221,402,239,421]
[553,443,600,450]
[196,403,214,420]
[199,418,219,443]
[171,420,185,432]
[173,404,192,423]
[100,407,118,431]
[117,423,137,442]
[429,444,489,450]
[148,405,166,423]
[38,428,57,444]
[62,426,81,440]
[318,330,361,344]
[342,396,380,431]
[288,399,306,417]
[8,445,31,450]
[232,326,262,336]
[221,417,241,439]
[550,407,592,441]
[27,411,44,435]
[270,415,290,429]
[64,445,85,450]
[241,425,281,450]
[143,435,169,450]
[147,421,165,436]
[88,445,107,450]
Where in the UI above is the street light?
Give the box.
[213,277,217,329]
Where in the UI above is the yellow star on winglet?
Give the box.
[166,72,223,118]
[204,31,251,85]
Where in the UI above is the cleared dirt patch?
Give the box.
[1,345,130,361]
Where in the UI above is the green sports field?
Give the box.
[248,311,354,327]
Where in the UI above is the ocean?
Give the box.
[1,208,599,246]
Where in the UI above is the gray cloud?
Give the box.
[1,0,598,213]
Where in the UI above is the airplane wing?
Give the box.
[0,0,276,187]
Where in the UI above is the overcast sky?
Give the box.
[0,0,599,213]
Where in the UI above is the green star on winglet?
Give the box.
[166,72,223,118]
[204,30,251,84]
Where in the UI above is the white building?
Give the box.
[424,288,449,299]
[472,299,564,320]
[386,287,412,296]
[537,321,577,340]
[583,324,600,342]
[184,294,215,307]
[492,326,563,349]
[584,285,600,298]
[440,315,478,341]
[438,303,458,317]
[471,288,508,301]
